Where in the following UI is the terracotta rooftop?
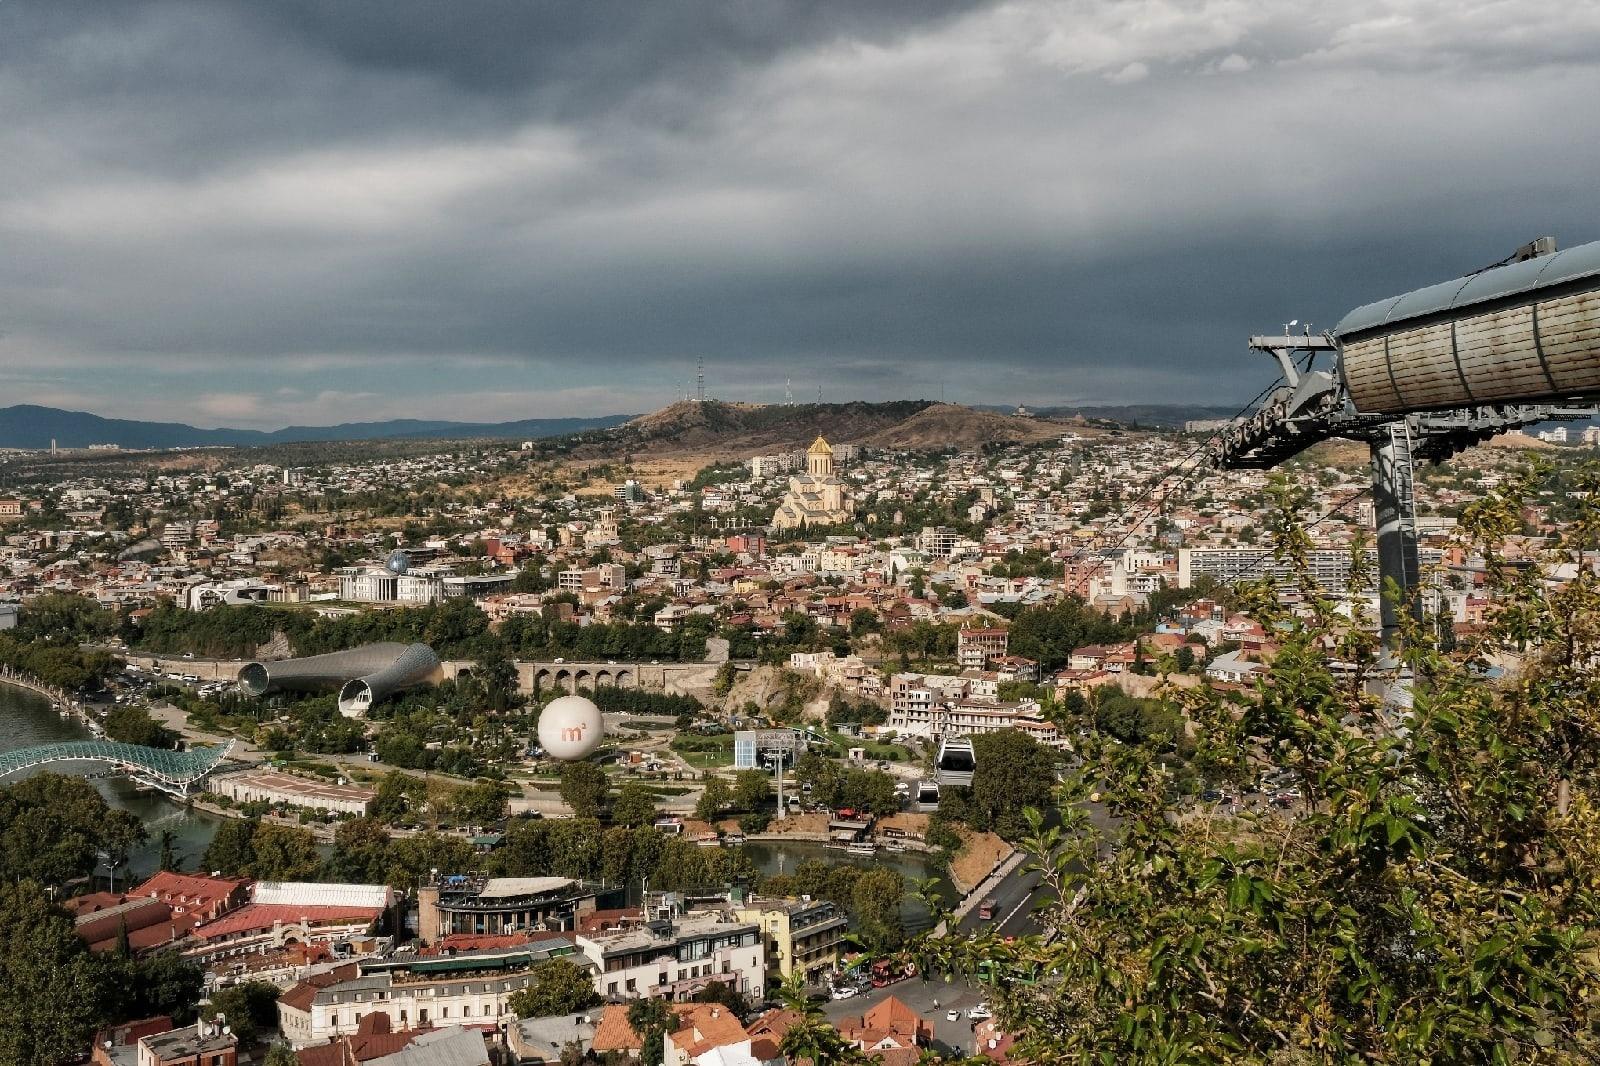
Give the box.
[194,903,383,940]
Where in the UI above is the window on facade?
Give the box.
[608,983,618,995]
[626,979,636,992]
[464,1005,473,1017]
[442,1007,449,1018]
[330,1015,339,1028]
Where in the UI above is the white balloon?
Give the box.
[537,695,604,760]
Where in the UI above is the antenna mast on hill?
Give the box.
[817,384,823,404]
[785,378,792,405]
[696,357,706,403]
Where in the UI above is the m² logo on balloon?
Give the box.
[538,695,604,760]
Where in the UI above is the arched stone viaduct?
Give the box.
[439,659,730,698]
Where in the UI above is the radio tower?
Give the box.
[696,357,705,403]
[784,378,793,405]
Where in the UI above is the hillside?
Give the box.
[602,399,1075,459]
[857,403,1068,449]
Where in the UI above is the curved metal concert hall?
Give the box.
[237,641,441,717]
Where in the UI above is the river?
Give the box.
[0,682,948,917]
[0,681,228,880]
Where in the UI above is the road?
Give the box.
[954,860,1045,937]
[822,976,993,1057]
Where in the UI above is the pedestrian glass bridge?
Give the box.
[0,740,234,797]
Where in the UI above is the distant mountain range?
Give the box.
[0,399,1262,454]
[0,405,635,450]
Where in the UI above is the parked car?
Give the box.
[946,1010,960,1022]
[968,1004,992,1020]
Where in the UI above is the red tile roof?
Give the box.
[133,871,250,916]
[279,964,360,1014]
[194,904,383,940]
[73,897,192,954]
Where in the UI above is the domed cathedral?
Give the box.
[772,436,852,530]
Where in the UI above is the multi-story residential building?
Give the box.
[161,522,194,548]
[956,627,1008,669]
[135,1022,238,1066]
[916,526,960,560]
[558,563,627,592]
[576,907,766,1002]
[277,937,582,1047]
[1177,547,1443,593]
[735,897,848,987]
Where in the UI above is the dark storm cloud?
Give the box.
[3,0,1600,426]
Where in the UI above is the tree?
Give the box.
[611,782,659,829]
[367,771,422,824]
[731,769,772,812]
[263,1043,299,1066]
[384,831,478,891]
[968,730,1056,839]
[105,949,204,1027]
[201,817,258,878]
[626,998,674,1066]
[849,866,907,950]
[793,752,844,808]
[207,980,280,1047]
[775,971,863,1065]
[507,958,601,1018]
[0,773,120,887]
[0,882,107,1066]
[972,471,1600,1062]
[454,779,511,827]
[690,978,752,1021]
[99,809,147,893]
[157,829,179,873]
[695,777,732,821]
[326,817,392,883]
[559,761,609,819]
[247,824,321,881]
[104,705,178,748]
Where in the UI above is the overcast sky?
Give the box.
[4,1,1600,428]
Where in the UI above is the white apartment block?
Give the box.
[279,941,571,1047]
[576,911,766,1002]
[1178,547,1444,593]
[558,563,627,592]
